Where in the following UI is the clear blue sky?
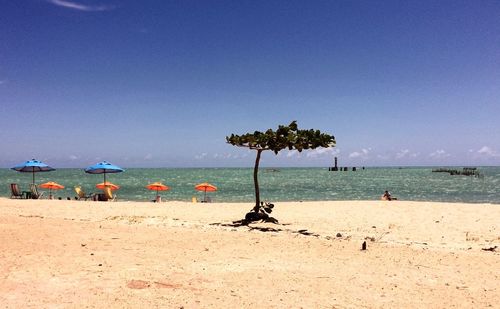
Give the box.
[1,0,499,167]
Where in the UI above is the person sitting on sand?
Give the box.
[381,190,393,201]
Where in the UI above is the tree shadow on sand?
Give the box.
[210,221,320,237]
[209,202,321,237]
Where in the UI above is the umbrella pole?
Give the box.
[104,171,106,184]
[204,188,207,202]
[32,169,35,185]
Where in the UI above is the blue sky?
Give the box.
[1,0,499,168]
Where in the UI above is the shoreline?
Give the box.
[11,196,500,205]
[3,166,499,204]
[1,198,498,307]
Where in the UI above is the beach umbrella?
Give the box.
[85,161,124,183]
[11,159,55,185]
[95,182,120,191]
[39,181,64,199]
[146,182,170,202]
[195,182,217,202]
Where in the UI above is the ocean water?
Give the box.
[1,167,499,204]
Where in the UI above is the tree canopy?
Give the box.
[226,121,335,210]
[226,121,335,154]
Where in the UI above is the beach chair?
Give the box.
[74,186,94,201]
[10,183,26,199]
[101,186,116,202]
[29,184,44,199]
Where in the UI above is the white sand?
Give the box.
[0,198,498,308]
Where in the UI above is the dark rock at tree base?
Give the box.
[245,211,268,221]
[244,211,279,224]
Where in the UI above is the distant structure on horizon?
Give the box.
[432,167,481,177]
[328,157,364,172]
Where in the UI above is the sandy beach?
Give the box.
[0,198,498,308]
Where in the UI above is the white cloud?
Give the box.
[395,149,409,159]
[429,149,450,159]
[349,148,370,159]
[306,147,339,158]
[195,153,207,160]
[476,146,499,158]
[47,0,115,11]
[210,153,243,160]
[212,153,240,159]
[69,155,78,160]
[144,154,153,160]
[395,149,419,159]
[377,154,390,160]
[349,152,362,158]
[0,80,6,85]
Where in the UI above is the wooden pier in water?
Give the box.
[432,167,482,177]
[328,157,363,172]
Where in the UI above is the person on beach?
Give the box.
[381,190,393,201]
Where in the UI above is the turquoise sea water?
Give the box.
[1,167,499,204]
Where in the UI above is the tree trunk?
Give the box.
[253,149,262,211]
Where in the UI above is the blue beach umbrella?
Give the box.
[85,161,124,183]
[11,159,56,185]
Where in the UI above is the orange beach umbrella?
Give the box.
[96,182,120,190]
[39,181,64,199]
[146,182,170,199]
[195,182,217,202]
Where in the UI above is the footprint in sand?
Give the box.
[126,280,151,289]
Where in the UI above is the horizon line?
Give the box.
[1,165,499,169]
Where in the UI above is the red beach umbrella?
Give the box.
[146,182,170,202]
[39,181,64,199]
[95,182,120,190]
[194,182,217,202]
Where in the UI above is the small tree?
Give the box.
[226,121,335,213]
